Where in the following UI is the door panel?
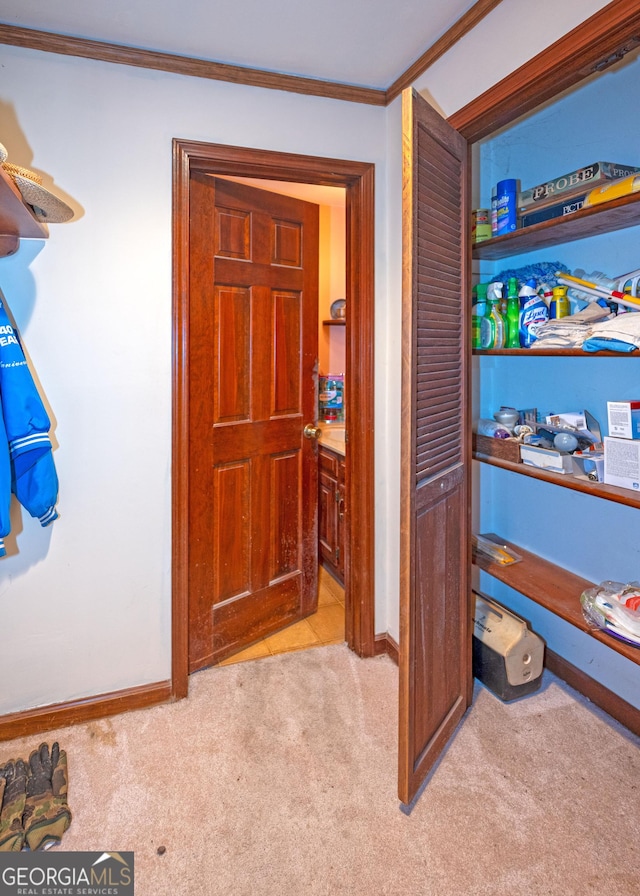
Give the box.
[188,176,320,671]
[399,89,472,806]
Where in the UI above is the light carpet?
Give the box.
[1,644,639,895]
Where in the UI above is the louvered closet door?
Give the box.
[398,88,472,807]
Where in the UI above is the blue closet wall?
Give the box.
[473,50,640,708]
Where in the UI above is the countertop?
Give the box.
[318,423,346,456]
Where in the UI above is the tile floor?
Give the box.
[218,566,345,666]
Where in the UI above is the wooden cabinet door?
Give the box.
[398,88,472,806]
[187,176,320,669]
[318,446,344,583]
[319,467,338,565]
[337,457,346,580]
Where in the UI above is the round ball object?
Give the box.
[553,431,579,452]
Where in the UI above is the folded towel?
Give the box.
[589,311,640,348]
[582,337,638,353]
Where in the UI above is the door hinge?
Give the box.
[590,37,640,73]
[335,547,340,564]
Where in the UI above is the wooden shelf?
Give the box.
[473,533,640,665]
[0,166,47,257]
[473,452,640,510]
[472,191,640,260]
[473,348,638,357]
[322,319,346,326]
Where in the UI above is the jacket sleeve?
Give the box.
[0,404,12,556]
[0,293,59,529]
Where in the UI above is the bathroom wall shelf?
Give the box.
[473,452,640,510]
[473,533,640,666]
[322,319,346,326]
[472,190,640,261]
[0,165,47,257]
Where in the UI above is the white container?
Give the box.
[604,436,640,491]
[473,593,544,701]
[520,444,575,474]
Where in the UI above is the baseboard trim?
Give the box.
[546,649,640,738]
[0,680,172,743]
[375,632,399,665]
[4,644,633,744]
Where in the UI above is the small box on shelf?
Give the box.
[520,443,576,474]
[604,437,640,492]
[607,401,640,440]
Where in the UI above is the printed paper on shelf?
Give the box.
[518,162,640,209]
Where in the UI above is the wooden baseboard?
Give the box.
[546,649,640,737]
[375,632,399,665]
[0,680,172,743]
[372,637,640,737]
[3,644,633,745]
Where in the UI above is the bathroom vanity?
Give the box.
[318,428,345,584]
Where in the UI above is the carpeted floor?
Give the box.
[1,644,638,895]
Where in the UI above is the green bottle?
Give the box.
[506,277,520,348]
[472,283,488,349]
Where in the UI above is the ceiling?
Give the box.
[0,0,486,91]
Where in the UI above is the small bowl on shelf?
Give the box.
[493,408,519,428]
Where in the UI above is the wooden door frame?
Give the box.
[448,0,640,142]
[171,140,376,698]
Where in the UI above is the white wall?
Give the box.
[0,46,388,714]
[411,0,612,118]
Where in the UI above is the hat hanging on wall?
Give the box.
[0,141,73,224]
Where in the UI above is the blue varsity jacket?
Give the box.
[0,292,59,557]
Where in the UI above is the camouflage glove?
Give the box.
[0,759,27,851]
[23,743,72,851]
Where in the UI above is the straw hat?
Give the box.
[0,142,73,223]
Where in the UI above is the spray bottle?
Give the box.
[480,281,506,349]
[519,278,548,347]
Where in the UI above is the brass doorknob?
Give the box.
[303,423,322,440]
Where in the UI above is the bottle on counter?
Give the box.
[505,277,520,348]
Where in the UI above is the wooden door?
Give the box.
[398,89,472,806]
[187,176,320,670]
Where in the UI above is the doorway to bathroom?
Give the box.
[171,140,375,698]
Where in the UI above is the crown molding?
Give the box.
[385,0,504,103]
[0,23,386,105]
[0,1,504,107]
